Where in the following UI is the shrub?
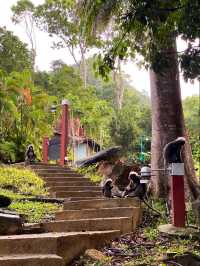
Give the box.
[0,166,48,196]
[10,201,61,223]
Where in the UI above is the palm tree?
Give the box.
[79,0,200,199]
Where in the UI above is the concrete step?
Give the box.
[55,191,102,198]
[56,207,138,220]
[49,186,101,192]
[65,197,103,201]
[46,181,97,187]
[0,231,120,265]
[43,177,88,182]
[64,198,140,210]
[34,169,77,174]
[41,173,83,177]
[0,233,57,255]
[35,171,77,176]
[29,164,70,169]
[0,254,64,266]
[41,217,133,234]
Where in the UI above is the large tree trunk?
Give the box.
[150,38,200,200]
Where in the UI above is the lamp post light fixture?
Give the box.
[50,104,57,113]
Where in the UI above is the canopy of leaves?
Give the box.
[0,27,32,73]
[80,0,200,80]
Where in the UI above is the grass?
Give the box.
[10,201,61,223]
[0,166,48,195]
[0,166,62,223]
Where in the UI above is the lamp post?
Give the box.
[170,163,186,227]
[42,136,49,164]
[139,136,149,163]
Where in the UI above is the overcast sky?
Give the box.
[0,0,199,99]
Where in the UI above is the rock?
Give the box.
[98,160,140,191]
[0,213,23,235]
[85,249,107,262]
[0,195,12,208]
[76,146,121,167]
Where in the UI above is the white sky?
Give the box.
[0,0,199,99]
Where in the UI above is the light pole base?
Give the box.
[158,224,199,237]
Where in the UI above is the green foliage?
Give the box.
[12,0,35,24]
[183,95,200,164]
[143,227,159,241]
[0,27,32,73]
[77,164,103,183]
[33,0,97,68]
[80,0,200,80]
[0,166,48,196]
[0,70,53,162]
[10,201,61,223]
[0,189,26,200]
[109,89,151,156]
[0,166,61,223]
[9,2,152,161]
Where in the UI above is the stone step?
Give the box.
[65,197,103,201]
[46,181,97,187]
[56,207,138,220]
[43,177,88,182]
[0,233,57,255]
[49,186,101,192]
[41,217,133,234]
[0,231,120,265]
[29,164,70,169]
[64,198,140,210]
[34,169,77,174]
[55,191,102,198]
[0,254,64,266]
[41,173,83,177]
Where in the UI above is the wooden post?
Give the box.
[171,163,186,227]
[60,100,69,166]
[42,137,49,164]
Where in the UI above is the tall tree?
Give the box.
[32,0,98,88]
[80,0,200,199]
[0,27,32,73]
[12,0,37,66]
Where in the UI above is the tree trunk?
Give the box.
[150,38,200,200]
[113,58,124,109]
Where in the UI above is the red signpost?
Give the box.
[171,163,186,227]
[42,136,49,164]
[60,100,69,166]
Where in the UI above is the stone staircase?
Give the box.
[0,163,142,265]
[32,163,102,201]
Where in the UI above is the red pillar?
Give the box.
[42,137,49,164]
[171,163,186,227]
[60,100,69,166]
